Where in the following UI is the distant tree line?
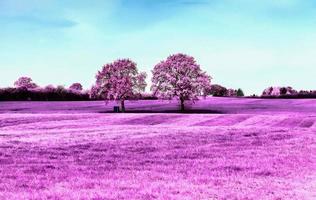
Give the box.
[209,84,244,97]
[0,78,90,101]
[261,86,316,98]
[1,53,314,112]
[0,54,213,112]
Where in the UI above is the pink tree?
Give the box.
[14,77,38,89]
[94,59,147,112]
[151,53,212,112]
[44,85,56,92]
[69,83,83,91]
[89,85,100,100]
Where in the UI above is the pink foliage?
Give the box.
[89,85,101,100]
[94,59,147,111]
[69,83,83,91]
[14,77,38,89]
[262,86,298,97]
[44,85,55,92]
[151,53,212,111]
[227,88,237,97]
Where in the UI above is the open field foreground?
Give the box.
[0,98,315,200]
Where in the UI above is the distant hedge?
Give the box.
[260,93,316,99]
[0,87,158,101]
[0,87,90,101]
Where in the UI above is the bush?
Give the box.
[209,84,228,97]
[14,77,38,89]
[69,83,83,91]
[237,88,244,97]
[0,87,90,101]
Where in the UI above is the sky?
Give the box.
[0,0,315,95]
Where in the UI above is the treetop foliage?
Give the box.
[151,53,212,101]
[94,59,147,101]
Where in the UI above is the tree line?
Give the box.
[2,52,313,112]
[6,53,293,112]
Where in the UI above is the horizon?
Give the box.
[1,0,316,95]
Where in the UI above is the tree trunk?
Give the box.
[120,100,125,113]
[180,98,185,112]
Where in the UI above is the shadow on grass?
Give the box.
[99,109,224,114]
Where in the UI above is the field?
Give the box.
[0,98,315,200]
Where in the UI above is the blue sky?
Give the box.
[0,0,315,95]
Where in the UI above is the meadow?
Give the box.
[0,98,315,199]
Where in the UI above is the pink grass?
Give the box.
[0,98,315,199]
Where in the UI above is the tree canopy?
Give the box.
[94,59,147,112]
[151,53,212,111]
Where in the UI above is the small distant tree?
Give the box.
[69,83,83,91]
[227,88,237,97]
[44,85,56,92]
[262,87,273,96]
[89,85,100,100]
[151,53,212,112]
[262,86,281,96]
[280,87,287,95]
[284,87,297,95]
[14,77,38,89]
[210,84,228,97]
[95,59,147,112]
[237,88,244,97]
[262,86,297,97]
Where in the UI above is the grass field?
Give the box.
[0,98,315,199]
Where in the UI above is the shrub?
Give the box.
[210,84,228,97]
[69,83,83,91]
[237,88,244,97]
[0,86,89,101]
[14,77,38,89]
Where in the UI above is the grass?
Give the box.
[0,97,315,199]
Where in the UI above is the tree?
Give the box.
[44,85,56,92]
[209,84,228,97]
[89,85,100,100]
[94,59,147,112]
[151,53,212,112]
[237,88,244,97]
[14,77,38,89]
[69,83,83,91]
[262,86,297,97]
[227,88,237,97]
[262,87,273,96]
[280,87,287,95]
